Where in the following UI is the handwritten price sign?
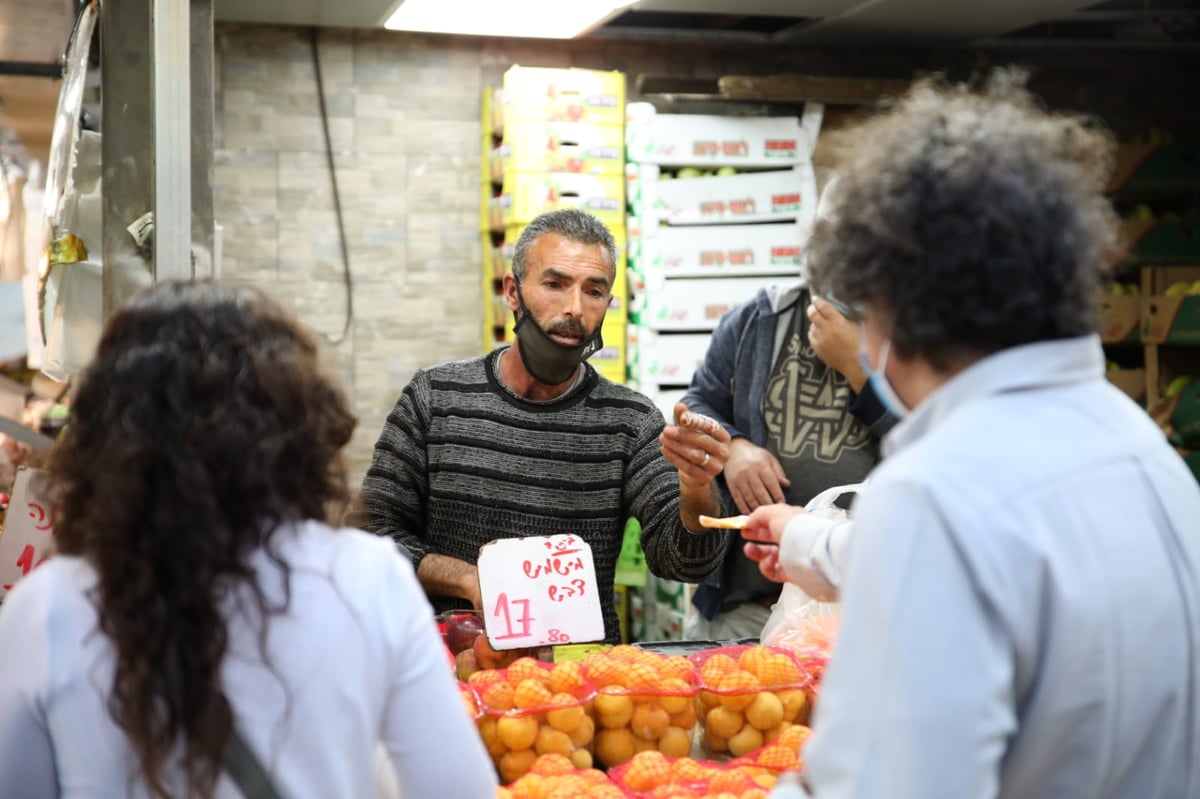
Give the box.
[477,534,605,649]
[0,467,55,598]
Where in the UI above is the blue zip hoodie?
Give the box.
[682,282,896,620]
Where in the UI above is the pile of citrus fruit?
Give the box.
[577,644,699,767]
[608,750,780,798]
[470,657,598,783]
[494,754,626,799]
[691,645,811,758]
[730,723,812,773]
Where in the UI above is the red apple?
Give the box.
[445,613,485,654]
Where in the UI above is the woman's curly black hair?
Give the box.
[807,70,1122,371]
[48,281,356,798]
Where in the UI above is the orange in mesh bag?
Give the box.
[608,752,778,799]
[729,723,813,775]
[689,645,812,759]
[772,612,840,717]
[474,657,598,783]
[608,752,711,797]
[577,645,699,768]
[458,680,483,722]
[495,753,625,799]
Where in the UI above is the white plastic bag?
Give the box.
[40,257,102,383]
[40,130,111,382]
[759,482,864,647]
[44,1,97,238]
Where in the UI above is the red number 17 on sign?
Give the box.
[2,544,40,591]
[492,592,534,641]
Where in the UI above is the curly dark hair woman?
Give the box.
[0,281,499,799]
[53,281,354,797]
[807,70,1121,371]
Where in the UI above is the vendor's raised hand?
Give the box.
[741,503,807,583]
[658,403,731,485]
[725,438,790,514]
[808,296,867,391]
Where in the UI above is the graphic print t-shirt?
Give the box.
[762,298,877,507]
[722,297,880,612]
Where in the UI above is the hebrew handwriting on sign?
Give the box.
[27,502,52,531]
[477,534,605,649]
[0,469,55,596]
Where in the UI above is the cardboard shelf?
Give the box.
[1121,218,1200,267]
[1107,145,1200,195]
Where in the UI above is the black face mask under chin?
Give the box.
[512,292,604,386]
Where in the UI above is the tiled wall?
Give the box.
[215,28,485,482]
[213,24,1196,483]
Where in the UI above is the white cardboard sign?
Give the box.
[0,467,55,596]
[477,534,605,649]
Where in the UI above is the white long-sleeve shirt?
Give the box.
[776,515,851,602]
[801,335,1200,799]
[775,483,862,602]
[0,519,498,799]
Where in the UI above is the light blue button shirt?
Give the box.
[802,334,1200,799]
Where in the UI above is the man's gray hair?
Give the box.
[511,209,618,283]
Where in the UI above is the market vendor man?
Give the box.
[357,208,729,643]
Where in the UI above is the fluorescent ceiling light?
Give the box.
[383,0,636,38]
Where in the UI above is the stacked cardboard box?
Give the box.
[624,102,824,639]
[625,103,823,425]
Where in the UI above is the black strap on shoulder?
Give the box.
[223,728,285,799]
[162,650,282,798]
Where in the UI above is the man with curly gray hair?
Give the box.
[791,73,1200,799]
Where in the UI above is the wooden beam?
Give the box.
[635,75,722,96]
[0,75,60,163]
[718,75,911,105]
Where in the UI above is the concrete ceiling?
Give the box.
[210,0,1200,45]
[1,0,1197,167]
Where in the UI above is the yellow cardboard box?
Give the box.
[496,66,626,132]
[499,172,625,229]
[493,121,625,181]
[590,318,627,382]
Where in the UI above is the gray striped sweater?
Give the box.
[359,349,727,642]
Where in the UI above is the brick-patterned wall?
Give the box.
[213,24,1195,483]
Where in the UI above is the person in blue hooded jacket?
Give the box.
[682,278,896,639]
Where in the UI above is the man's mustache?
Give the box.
[546,318,587,338]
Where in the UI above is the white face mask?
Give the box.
[858,329,910,419]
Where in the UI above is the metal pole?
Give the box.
[100,0,154,320]
[190,0,215,279]
[151,0,192,280]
